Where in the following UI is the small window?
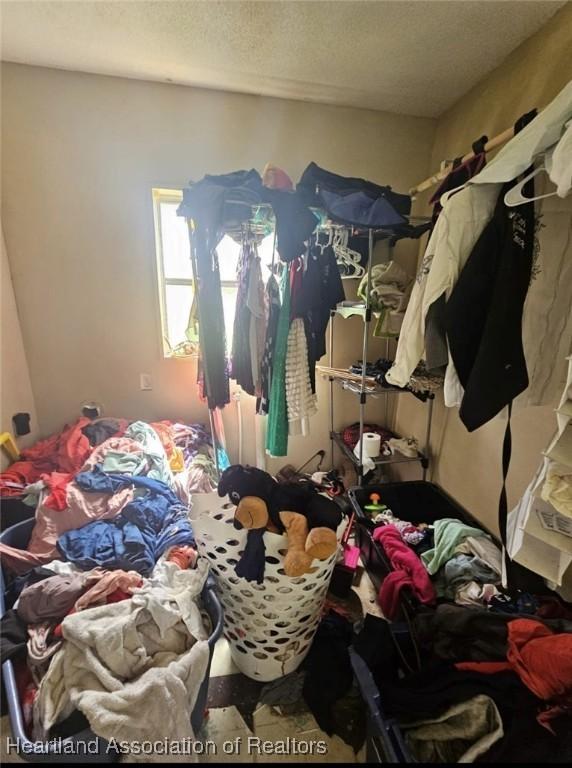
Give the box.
[153,188,275,360]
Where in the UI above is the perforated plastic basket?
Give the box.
[190,491,344,682]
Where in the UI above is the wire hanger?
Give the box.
[504,155,558,207]
[269,229,277,273]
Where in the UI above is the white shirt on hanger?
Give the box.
[546,119,572,198]
[386,182,501,405]
[470,80,572,185]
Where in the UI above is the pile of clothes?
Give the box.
[0,418,217,576]
[1,549,209,750]
[367,510,539,620]
[0,416,217,751]
[355,609,572,763]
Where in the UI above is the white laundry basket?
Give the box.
[190,491,344,682]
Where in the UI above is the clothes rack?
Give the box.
[184,201,432,482]
[326,234,434,486]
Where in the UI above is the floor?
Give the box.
[1,563,381,763]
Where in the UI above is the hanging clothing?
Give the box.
[285,318,318,436]
[444,177,535,431]
[424,137,488,369]
[257,274,281,415]
[547,118,572,198]
[262,187,318,263]
[231,241,255,394]
[247,249,266,395]
[266,267,291,457]
[429,136,488,225]
[515,174,572,409]
[297,162,411,228]
[290,240,345,394]
[385,183,501,399]
[177,170,264,409]
[471,83,572,185]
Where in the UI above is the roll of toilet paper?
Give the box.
[359,432,381,458]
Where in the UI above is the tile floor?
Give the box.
[1,563,380,763]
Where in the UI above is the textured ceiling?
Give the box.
[0,1,565,117]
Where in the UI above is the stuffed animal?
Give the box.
[218,465,343,579]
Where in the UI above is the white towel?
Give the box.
[37,561,210,761]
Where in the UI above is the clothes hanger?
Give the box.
[504,155,558,207]
[269,230,277,274]
[331,227,366,278]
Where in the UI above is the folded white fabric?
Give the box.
[36,561,209,761]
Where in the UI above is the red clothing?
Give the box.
[0,461,50,496]
[1,418,92,498]
[457,619,572,731]
[20,418,92,474]
[373,525,436,620]
[507,618,572,703]
[42,472,74,511]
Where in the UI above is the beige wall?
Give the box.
[394,3,572,533]
[1,63,435,470]
[0,225,39,467]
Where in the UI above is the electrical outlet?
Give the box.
[140,373,153,391]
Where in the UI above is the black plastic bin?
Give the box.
[350,480,550,616]
[349,481,481,612]
[0,518,223,762]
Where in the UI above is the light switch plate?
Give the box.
[140,373,152,391]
